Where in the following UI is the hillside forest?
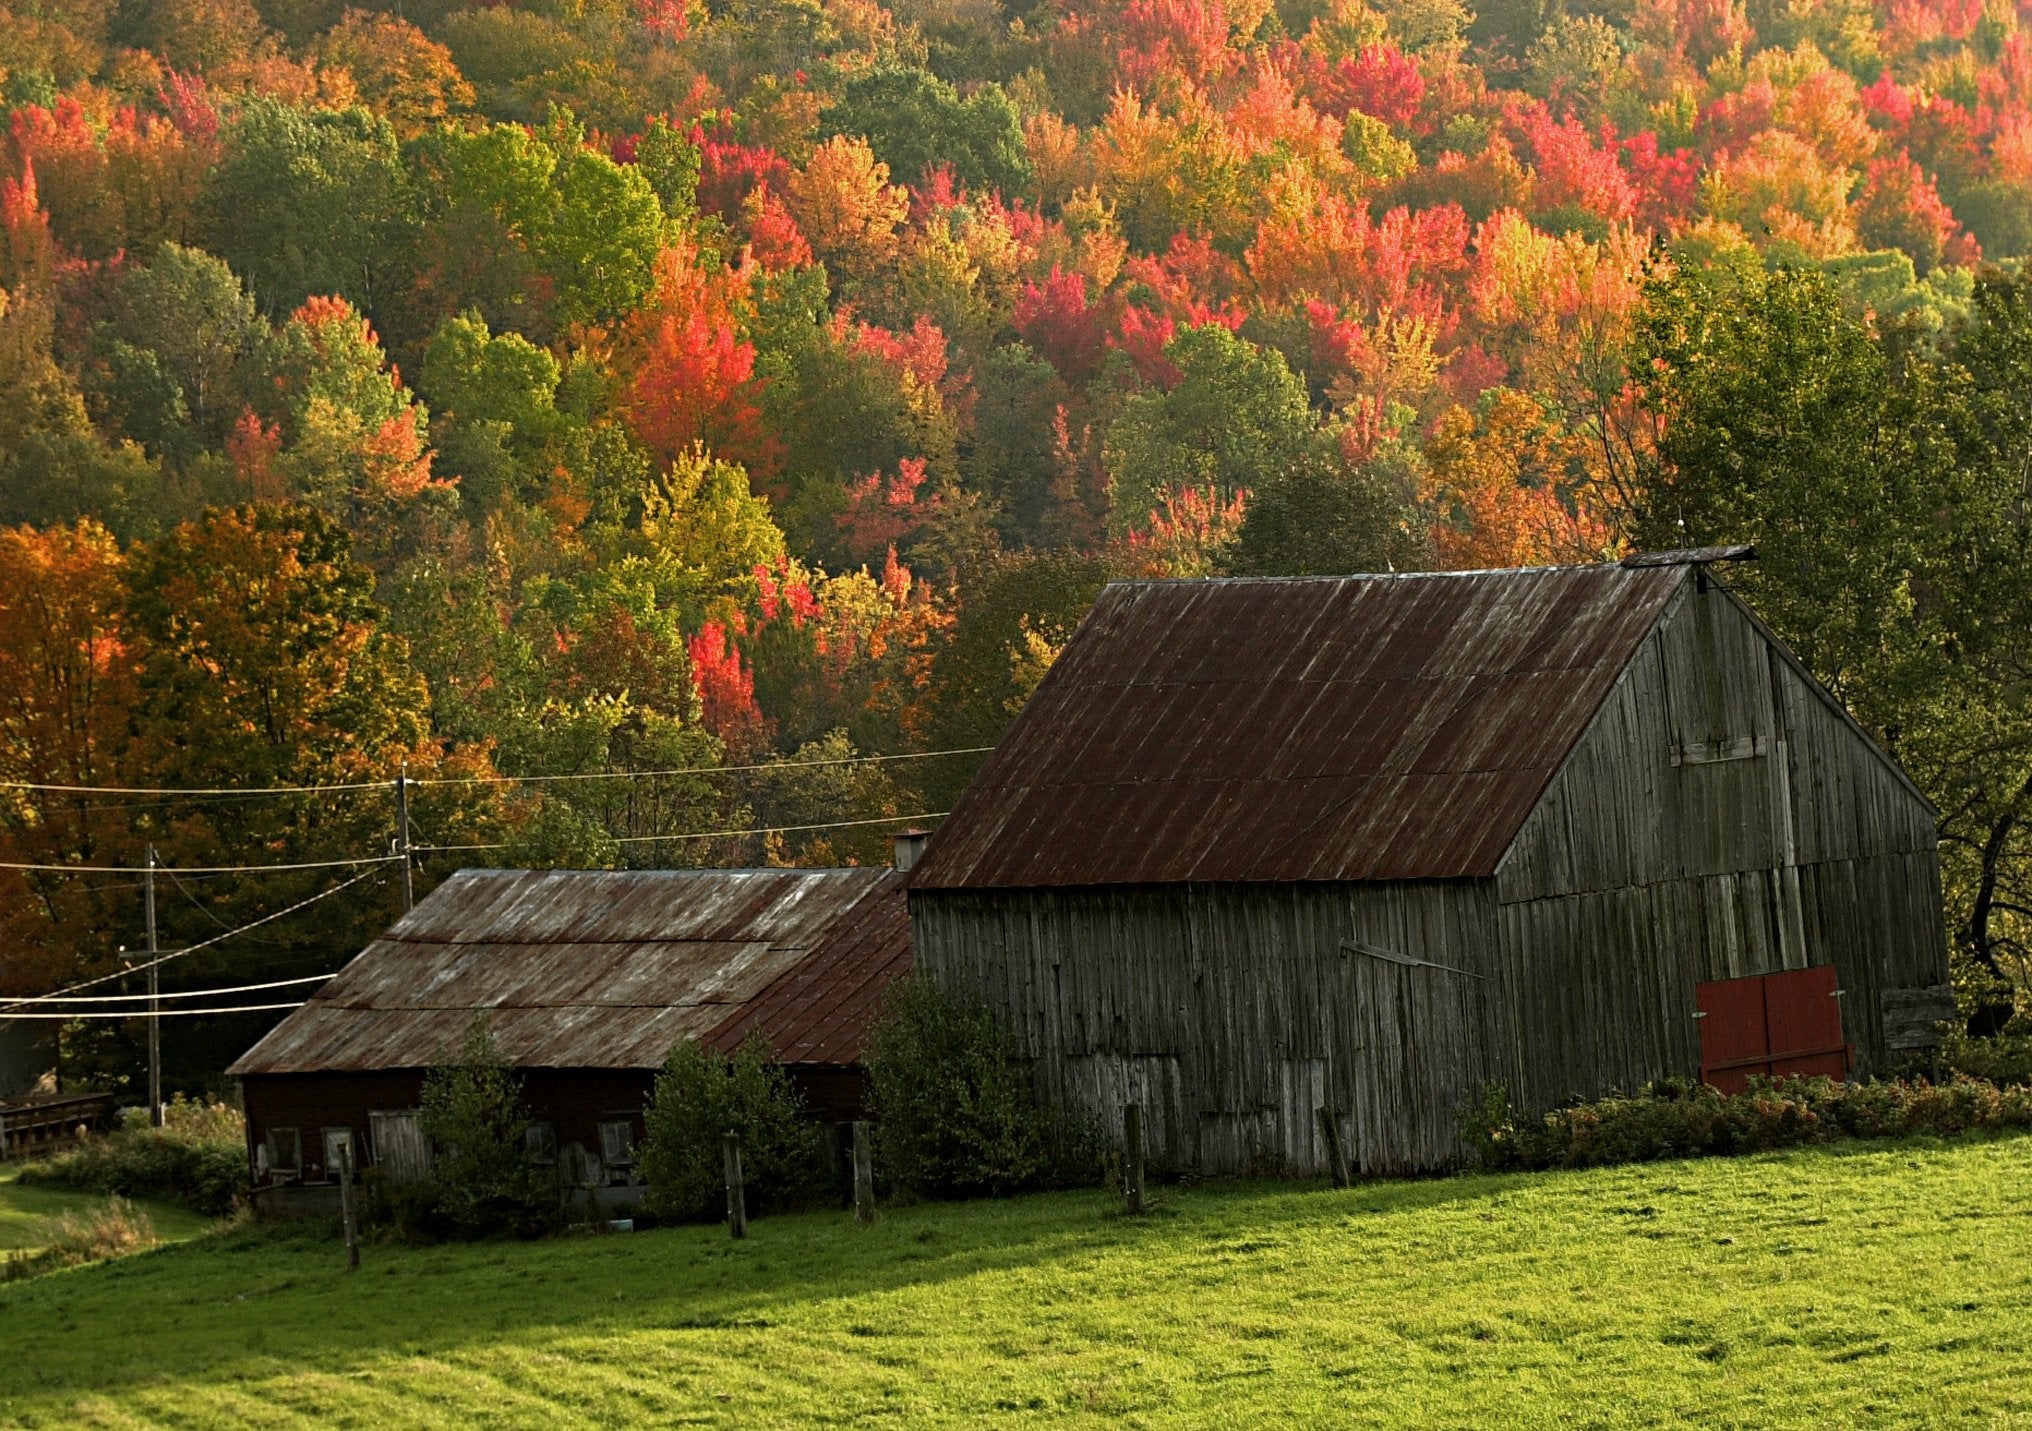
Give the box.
[6,0,2032,1092]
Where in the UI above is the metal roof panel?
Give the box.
[910,564,1687,888]
[229,868,911,1075]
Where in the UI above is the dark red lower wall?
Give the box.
[239,1062,869,1187]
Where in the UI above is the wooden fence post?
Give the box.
[851,1120,876,1225]
[723,1131,747,1239]
[339,1141,360,1271]
[1317,1106,1350,1189]
[1123,1103,1146,1214]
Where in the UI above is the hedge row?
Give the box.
[1459,1074,2032,1173]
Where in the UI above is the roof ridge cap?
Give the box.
[1105,561,1641,588]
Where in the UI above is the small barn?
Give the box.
[907,553,1954,1176]
[228,865,910,1204]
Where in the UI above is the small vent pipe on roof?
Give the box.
[891,829,930,873]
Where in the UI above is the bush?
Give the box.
[18,1096,246,1216]
[413,1014,561,1239]
[1459,1072,2032,1173]
[862,974,1066,1200]
[2,1197,158,1282]
[637,1034,829,1223]
[1939,1030,2032,1086]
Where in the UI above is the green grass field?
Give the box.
[1,1134,2029,1428]
[0,1166,214,1256]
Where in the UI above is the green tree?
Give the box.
[89,243,264,459]
[922,549,1118,779]
[633,116,700,223]
[638,1035,827,1223]
[964,343,1072,548]
[202,101,417,318]
[418,1013,558,1238]
[0,288,169,536]
[419,311,565,456]
[1103,324,1319,534]
[638,445,788,609]
[1231,440,1424,576]
[1909,276,2032,1028]
[863,974,1055,1200]
[434,7,590,120]
[1622,258,2032,1031]
[539,123,666,327]
[822,66,1032,195]
[403,117,665,341]
[1623,259,1914,691]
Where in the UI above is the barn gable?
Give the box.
[1493,575,1946,1102]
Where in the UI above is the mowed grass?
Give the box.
[1,1136,2030,1428]
[0,1166,213,1254]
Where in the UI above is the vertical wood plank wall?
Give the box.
[912,880,1505,1177]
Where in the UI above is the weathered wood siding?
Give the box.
[911,881,1505,1176]
[914,568,1949,1175]
[1495,578,1947,1107]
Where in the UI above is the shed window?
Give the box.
[265,1127,302,1180]
[597,1120,635,1167]
[1696,965,1848,1094]
[523,1122,558,1162]
[560,1142,602,1189]
[322,1128,355,1180]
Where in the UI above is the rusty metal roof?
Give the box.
[227,868,910,1076]
[909,564,1688,889]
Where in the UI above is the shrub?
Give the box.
[413,1013,560,1239]
[1939,1030,2032,1086]
[2,1197,158,1282]
[637,1034,829,1223]
[1460,1072,2032,1174]
[18,1096,246,1216]
[862,974,1066,1200]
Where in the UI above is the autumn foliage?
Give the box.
[4,0,2032,1090]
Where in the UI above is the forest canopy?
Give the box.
[5,0,2032,1089]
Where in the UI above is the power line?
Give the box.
[0,777,393,797]
[165,868,302,950]
[611,811,950,844]
[12,974,337,1004]
[412,809,950,854]
[409,746,994,788]
[0,1001,308,1019]
[0,745,996,798]
[0,854,400,875]
[0,867,385,1015]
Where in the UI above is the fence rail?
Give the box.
[0,1092,115,1157]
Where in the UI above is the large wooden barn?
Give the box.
[907,552,1954,1176]
[228,865,909,1205]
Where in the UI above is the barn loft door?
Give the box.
[1695,965,1849,1094]
[1341,941,1488,1175]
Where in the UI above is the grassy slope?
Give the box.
[0,1136,2029,1429]
[0,1167,213,1254]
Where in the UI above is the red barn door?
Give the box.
[1695,965,1849,1094]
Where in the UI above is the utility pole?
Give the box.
[144,844,161,1128]
[395,762,414,914]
